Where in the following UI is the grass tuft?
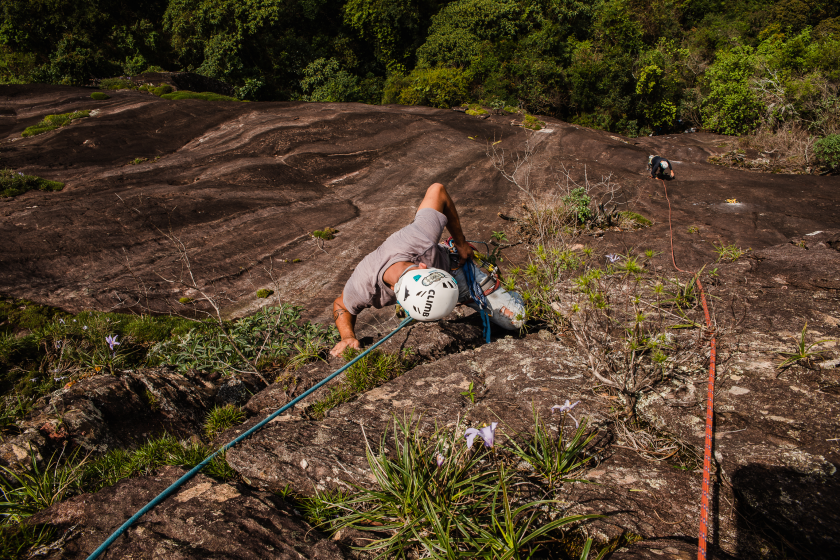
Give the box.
[21,110,90,137]
[0,169,63,198]
[203,404,246,439]
[310,348,412,418]
[90,92,110,100]
[317,415,601,558]
[712,242,749,262]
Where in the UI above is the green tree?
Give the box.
[701,46,762,134]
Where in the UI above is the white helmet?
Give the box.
[660,161,669,169]
[395,268,459,321]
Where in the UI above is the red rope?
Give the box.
[659,178,717,560]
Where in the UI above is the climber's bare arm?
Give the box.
[418,183,473,264]
[330,293,359,357]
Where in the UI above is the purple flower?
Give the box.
[551,400,581,428]
[606,254,621,263]
[105,335,120,351]
[551,400,580,414]
[465,422,498,449]
[59,318,65,325]
[436,453,445,468]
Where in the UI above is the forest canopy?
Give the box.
[1,0,839,138]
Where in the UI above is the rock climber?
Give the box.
[329,182,526,357]
[648,155,675,180]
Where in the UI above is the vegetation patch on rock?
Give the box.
[0,170,63,198]
[21,110,90,138]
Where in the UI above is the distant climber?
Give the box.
[329,183,525,357]
[648,155,675,180]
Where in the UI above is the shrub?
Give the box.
[395,67,469,108]
[814,134,840,171]
[0,169,63,197]
[90,92,110,100]
[312,227,336,240]
[21,110,90,137]
[204,404,245,439]
[300,58,363,103]
[160,91,240,102]
[562,187,592,223]
[256,288,274,298]
[522,114,545,130]
[99,78,135,90]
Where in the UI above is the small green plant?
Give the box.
[814,134,840,171]
[617,255,644,275]
[291,258,301,263]
[256,288,274,298]
[99,78,135,90]
[643,249,660,258]
[21,110,90,137]
[562,187,593,224]
[0,169,63,198]
[712,242,749,262]
[160,90,241,102]
[504,106,520,114]
[465,103,488,116]
[312,227,337,240]
[460,381,477,403]
[522,113,545,130]
[203,404,246,439]
[90,92,110,100]
[0,447,87,521]
[507,406,595,490]
[777,321,832,370]
[128,157,148,165]
[310,348,411,418]
[491,230,508,243]
[687,226,699,234]
[178,297,193,304]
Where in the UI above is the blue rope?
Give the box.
[463,261,491,344]
[86,316,414,560]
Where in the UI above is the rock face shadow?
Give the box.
[732,463,840,559]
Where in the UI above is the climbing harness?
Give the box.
[86,316,415,560]
[659,177,718,560]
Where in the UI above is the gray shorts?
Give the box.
[451,264,526,330]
